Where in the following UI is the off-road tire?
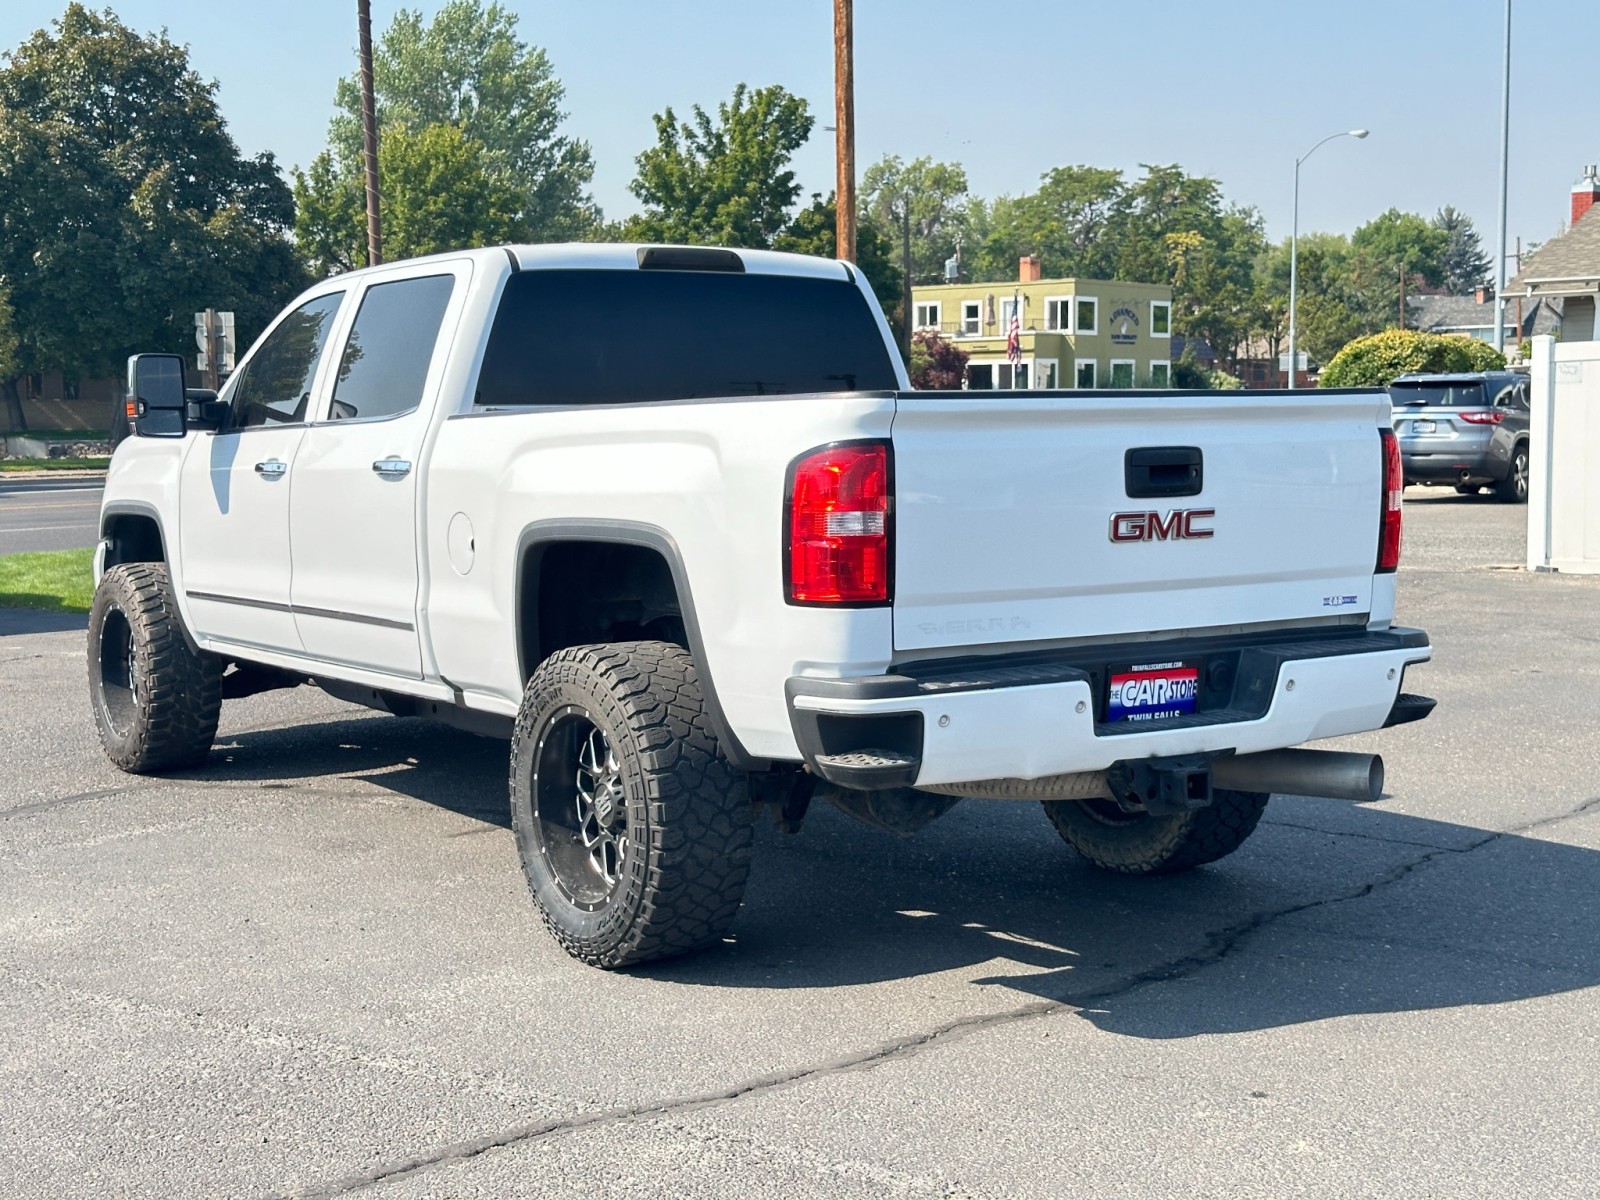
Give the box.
[1041,788,1271,875]
[1494,443,1529,504]
[509,641,754,968]
[88,563,223,773]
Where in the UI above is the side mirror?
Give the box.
[185,388,231,431]
[127,354,188,438]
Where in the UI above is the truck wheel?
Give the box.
[509,641,753,968]
[88,563,223,773]
[1041,789,1270,875]
[1494,444,1529,503]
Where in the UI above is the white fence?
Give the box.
[1528,336,1600,573]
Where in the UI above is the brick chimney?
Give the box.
[1573,165,1600,227]
[1475,283,1492,305]
[1019,255,1041,283]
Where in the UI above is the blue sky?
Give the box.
[4,0,1596,261]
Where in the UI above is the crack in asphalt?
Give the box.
[0,785,142,818]
[273,792,1600,1199]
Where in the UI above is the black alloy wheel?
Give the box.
[87,563,222,773]
[509,641,753,968]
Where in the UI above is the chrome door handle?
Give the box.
[254,459,287,478]
[372,458,412,478]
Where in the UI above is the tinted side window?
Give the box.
[227,293,343,428]
[330,274,455,421]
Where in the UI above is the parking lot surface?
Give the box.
[2,491,1597,1198]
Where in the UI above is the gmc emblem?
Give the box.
[1109,508,1215,543]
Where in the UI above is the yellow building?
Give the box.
[911,256,1174,389]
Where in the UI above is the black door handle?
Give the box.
[1125,446,1203,498]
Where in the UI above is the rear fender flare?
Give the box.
[512,519,762,771]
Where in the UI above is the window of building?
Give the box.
[1075,297,1098,335]
[1149,360,1171,388]
[1075,360,1096,388]
[967,363,994,389]
[961,301,981,335]
[914,301,941,331]
[1045,297,1072,331]
[224,292,344,428]
[1036,360,1058,389]
[1150,300,1171,338]
[330,275,455,422]
[997,362,1029,389]
[1000,297,1021,330]
[1109,359,1135,389]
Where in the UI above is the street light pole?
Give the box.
[1288,128,1367,386]
[1492,0,1512,352]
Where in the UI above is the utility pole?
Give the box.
[1514,236,1523,349]
[899,200,912,360]
[1492,0,1511,352]
[833,0,856,264]
[358,0,383,267]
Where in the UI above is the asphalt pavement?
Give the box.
[0,475,105,554]
[2,492,1597,1198]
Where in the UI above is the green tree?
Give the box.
[1104,166,1264,358]
[859,155,970,283]
[770,192,902,314]
[1351,208,1448,290]
[958,166,1124,283]
[624,83,812,248]
[0,6,305,428]
[1432,205,1492,294]
[295,121,528,272]
[296,0,595,271]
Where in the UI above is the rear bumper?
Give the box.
[787,627,1432,789]
[1400,446,1497,483]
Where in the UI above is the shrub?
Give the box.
[1319,329,1507,388]
[907,330,969,389]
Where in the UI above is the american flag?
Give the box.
[1006,292,1021,366]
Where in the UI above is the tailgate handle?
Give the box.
[1125,446,1203,498]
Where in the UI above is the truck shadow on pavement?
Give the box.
[204,713,1600,1040]
[0,608,89,636]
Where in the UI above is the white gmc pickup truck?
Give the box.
[91,243,1434,967]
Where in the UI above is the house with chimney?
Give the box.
[1504,164,1600,343]
[910,256,1174,389]
[1408,284,1560,347]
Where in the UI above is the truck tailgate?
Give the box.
[890,390,1389,653]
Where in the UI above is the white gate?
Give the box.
[1528,335,1600,573]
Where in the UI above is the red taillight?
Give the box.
[786,441,891,604]
[1458,410,1505,425]
[1378,429,1403,573]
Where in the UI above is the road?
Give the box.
[0,476,104,554]
[2,495,1598,1198]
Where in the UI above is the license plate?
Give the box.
[1107,661,1200,723]
[1411,419,1436,434]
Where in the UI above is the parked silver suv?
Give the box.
[1389,371,1530,503]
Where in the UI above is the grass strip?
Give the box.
[0,547,95,612]
[0,458,111,472]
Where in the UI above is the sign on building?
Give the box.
[194,310,236,379]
